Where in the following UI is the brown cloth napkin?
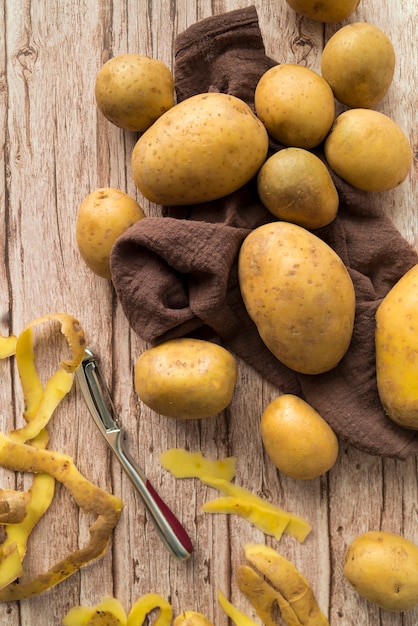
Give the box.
[111,6,418,459]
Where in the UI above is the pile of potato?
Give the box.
[73,0,418,619]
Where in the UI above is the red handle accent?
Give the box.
[146,479,194,554]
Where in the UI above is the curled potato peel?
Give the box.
[0,313,123,599]
[217,589,259,625]
[62,593,172,626]
[0,433,123,600]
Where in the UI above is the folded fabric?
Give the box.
[111,6,418,458]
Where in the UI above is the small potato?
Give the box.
[134,338,238,419]
[238,222,356,374]
[321,23,396,109]
[261,394,338,480]
[255,64,335,149]
[76,187,145,279]
[131,92,269,205]
[344,531,418,611]
[284,0,361,22]
[174,612,214,626]
[324,109,412,192]
[95,53,175,132]
[257,148,339,229]
[375,264,418,429]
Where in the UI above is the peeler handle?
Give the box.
[75,348,193,560]
[110,433,193,561]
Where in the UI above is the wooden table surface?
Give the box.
[1,1,417,624]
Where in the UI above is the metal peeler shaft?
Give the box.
[75,348,193,561]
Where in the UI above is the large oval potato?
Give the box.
[375,264,418,429]
[131,92,269,205]
[344,531,418,611]
[261,394,338,479]
[238,222,356,374]
[134,338,238,419]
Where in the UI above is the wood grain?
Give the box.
[1,1,417,624]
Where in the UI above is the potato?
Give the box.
[375,264,418,429]
[76,187,145,279]
[134,338,238,419]
[321,23,396,109]
[324,109,412,192]
[344,531,418,611]
[95,53,175,132]
[254,64,335,149]
[238,222,356,374]
[261,394,338,479]
[174,612,214,626]
[131,92,269,205]
[284,0,361,22]
[257,148,339,229]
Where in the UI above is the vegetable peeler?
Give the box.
[75,347,193,561]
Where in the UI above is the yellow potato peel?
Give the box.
[0,334,17,359]
[0,313,123,600]
[217,589,259,626]
[201,478,311,543]
[127,592,173,625]
[0,433,123,600]
[0,543,23,591]
[159,448,236,482]
[62,593,172,626]
[160,448,311,543]
[62,595,127,625]
[238,543,329,626]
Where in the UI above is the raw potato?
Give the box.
[95,53,175,132]
[261,394,338,479]
[254,64,335,149]
[324,109,412,192]
[174,612,214,626]
[375,264,418,429]
[134,338,238,419]
[321,23,396,109]
[284,0,360,22]
[76,187,145,279]
[131,92,269,205]
[238,222,356,374]
[257,148,339,229]
[344,531,418,611]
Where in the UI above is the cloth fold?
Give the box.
[111,6,418,458]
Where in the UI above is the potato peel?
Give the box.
[201,478,311,543]
[0,313,123,600]
[239,544,329,626]
[62,593,172,626]
[160,449,311,543]
[217,589,259,626]
[159,448,236,481]
[0,433,123,600]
